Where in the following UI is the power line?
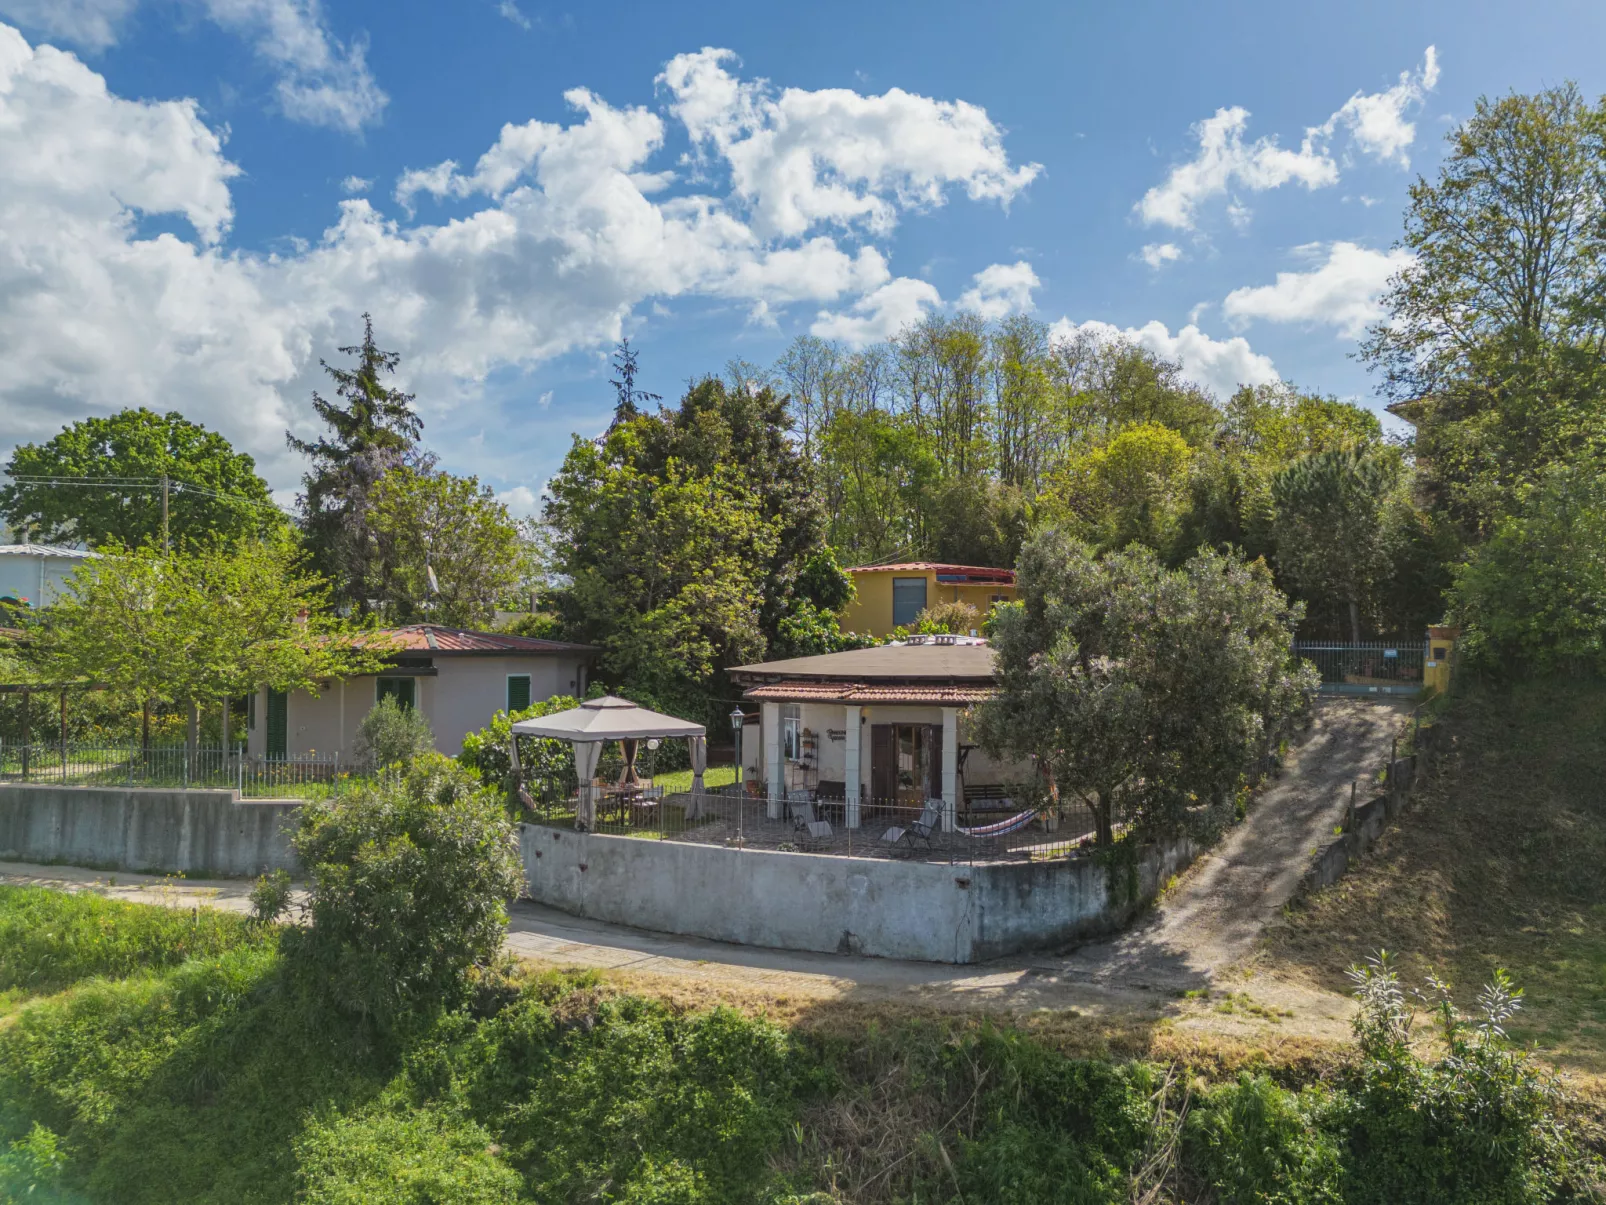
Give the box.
[4,474,290,513]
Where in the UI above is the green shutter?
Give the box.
[266,690,287,758]
[507,674,532,713]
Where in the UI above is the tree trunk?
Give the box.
[1094,792,1114,847]
[1348,596,1362,645]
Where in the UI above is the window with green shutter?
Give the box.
[266,690,287,758]
[507,674,532,713]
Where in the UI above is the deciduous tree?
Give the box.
[0,409,280,549]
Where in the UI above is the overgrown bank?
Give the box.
[1267,678,1606,1074]
[0,886,1597,1204]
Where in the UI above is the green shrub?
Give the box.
[0,1124,69,1204]
[248,870,292,925]
[1184,1074,1343,1204]
[0,884,268,994]
[1338,953,1597,1204]
[351,695,435,769]
[457,695,577,806]
[290,756,525,1029]
[296,1108,522,1204]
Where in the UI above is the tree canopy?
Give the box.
[0,408,281,549]
[288,314,429,612]
[976,529,1316,846]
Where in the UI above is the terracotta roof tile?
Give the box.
[361,624,596,654]
[743,679,995,706]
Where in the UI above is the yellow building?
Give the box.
[840,562,1017,639]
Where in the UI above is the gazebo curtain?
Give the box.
[574,740,603,830]
[687,735,708,818]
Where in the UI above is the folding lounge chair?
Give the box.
[881,797,943,856]
[787,790,833,848]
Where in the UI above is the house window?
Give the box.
[891,577,928,627]
[781,703,803,762]
[376,677,416,710]
[507,674,532,713]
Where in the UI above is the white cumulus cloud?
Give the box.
[657,47,1040,239]
[1139,242,1182,269]
[1052,317,1280,399]
[339,174,371,194]
[812,277,943,346]
[1222,241,1414,338]
[0,0,387,130]
[1137,47,1438,231]
[0,24,1037,490]
[958,260,1039,319]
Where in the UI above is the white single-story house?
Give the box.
[727,635,1032,829]
[0,543,93,608]
[246,623,596,760]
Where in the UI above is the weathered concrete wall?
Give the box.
[521,823,1193,963]
[1296,749,1423,897]
[0,785,298,877]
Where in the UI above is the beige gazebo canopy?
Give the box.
[510,696,708,829]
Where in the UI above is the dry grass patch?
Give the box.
[1264,679,1606,1073]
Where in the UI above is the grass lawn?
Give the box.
[1264,678,1606,1073]
[650,764,739,794]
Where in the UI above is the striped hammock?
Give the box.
[957,809,1038,837]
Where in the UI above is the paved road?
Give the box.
[0,698,1405,1037]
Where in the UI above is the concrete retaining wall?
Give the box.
[521,824,1195,963]
[0,785,298,877]
[1297,747,1424,897]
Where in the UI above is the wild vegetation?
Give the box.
[0,881,1594,1204]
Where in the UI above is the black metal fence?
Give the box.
[0,743,351,798]
[520,785,1105,864]
[1293,638,1426,696]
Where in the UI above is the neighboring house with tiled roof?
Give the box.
[246,623,597,761]
[728,636,1029,815]
[840,561,1016,638]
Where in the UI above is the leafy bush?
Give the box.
[1185,1074,1343,1204]
[351,695,434,769]
[458,695,578,807]
[1338,952,1597,1204]
[913,598,982,635]
[290,756,525,1028]
[1452,460,1606,678]
[248,869,292,924]
[296,1109,522,1204]
[0,1124,68,1204]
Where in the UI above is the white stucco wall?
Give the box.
[246,653,590,759]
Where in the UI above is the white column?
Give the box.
[941,707,958,832]
[844,706,862,829]
[762,701,783,817]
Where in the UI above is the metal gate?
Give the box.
[1293,638,1426,696]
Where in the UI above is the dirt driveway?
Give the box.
[0,698,1407,1042]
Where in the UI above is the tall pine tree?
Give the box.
[287,315,429,612]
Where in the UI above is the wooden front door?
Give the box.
[870,723,942,805]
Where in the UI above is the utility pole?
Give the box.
[160,473,170,551]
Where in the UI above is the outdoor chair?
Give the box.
[881,798,943,857]
[787,790,833,849]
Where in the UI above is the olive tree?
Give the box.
[976,529,1316,845]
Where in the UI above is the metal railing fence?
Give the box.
[0,742,351,798]
[1293,638,1426,695]
[519,785,1106,864]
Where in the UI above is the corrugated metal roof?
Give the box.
[846,561,1014,583]
[743,679,995,705]
[361,624,596,654]
[730,641,996,681]
[0,544,93,558]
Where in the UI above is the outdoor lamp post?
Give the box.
[729,708,744,795]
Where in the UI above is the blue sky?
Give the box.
[0,0,1602,511]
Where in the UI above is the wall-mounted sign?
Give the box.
[826,729,846,741]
